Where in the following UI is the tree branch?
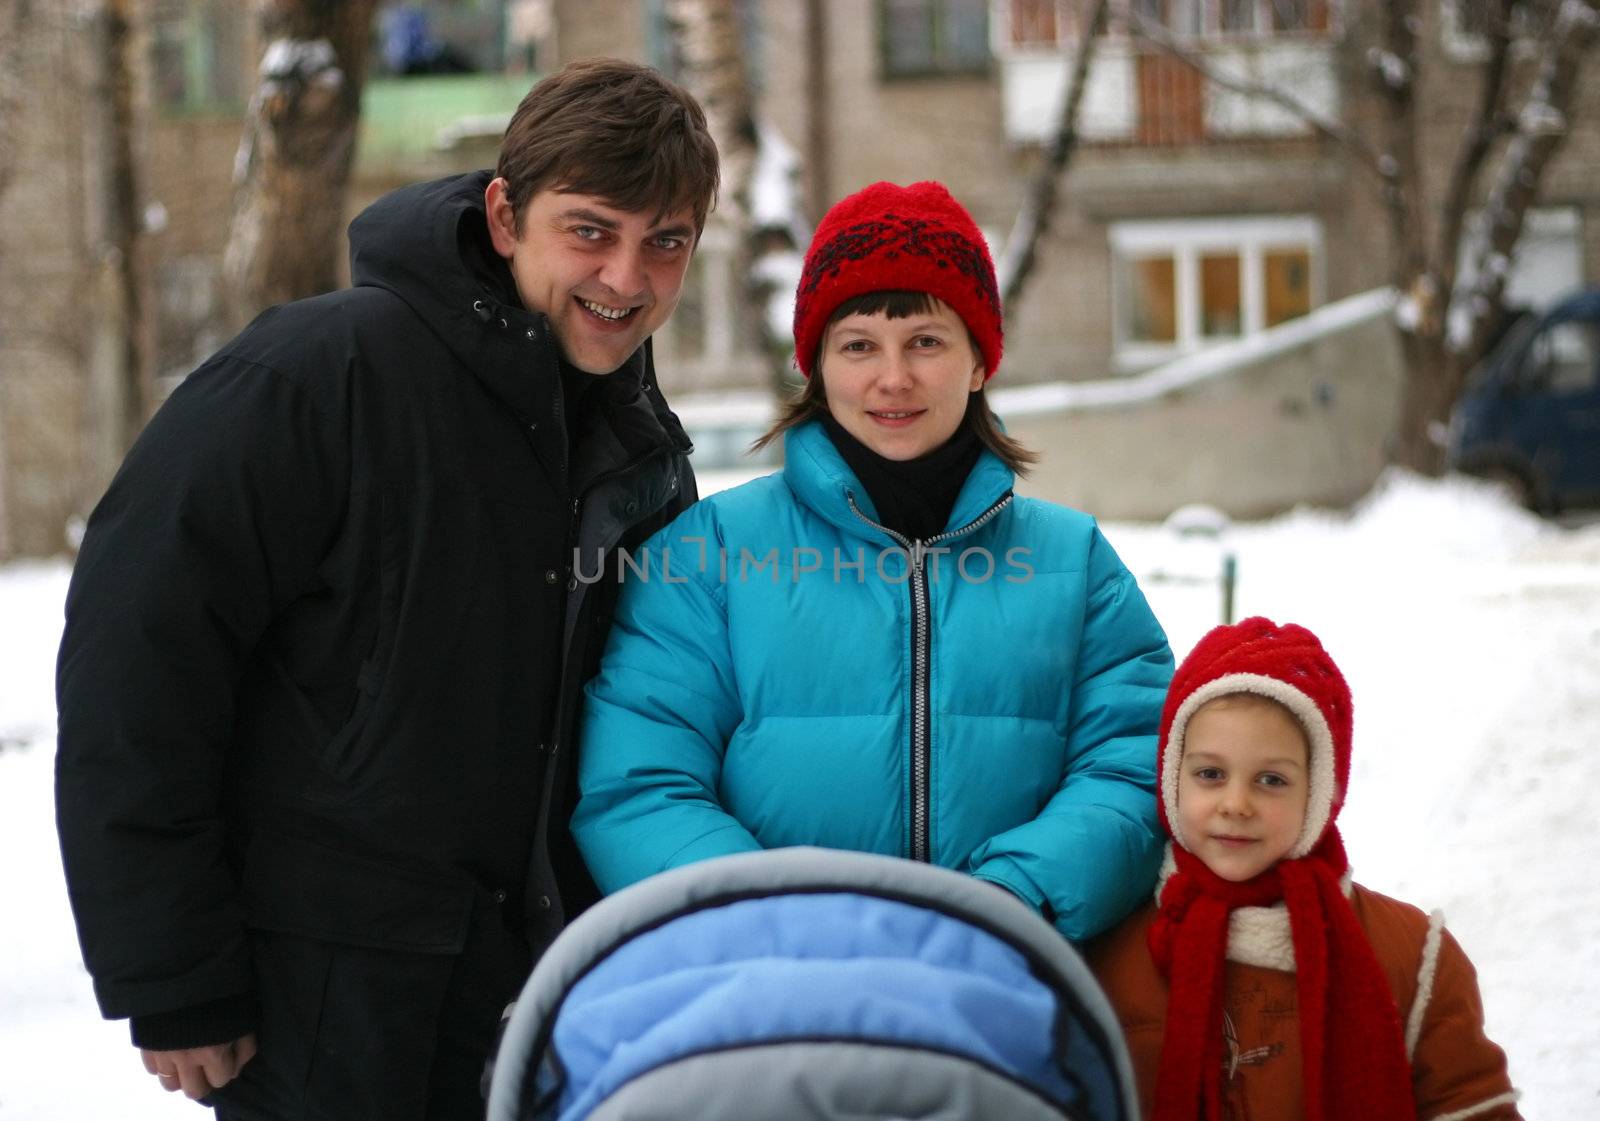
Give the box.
[997,0,1110,313]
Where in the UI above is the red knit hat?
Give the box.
[792,180,1003,379]
[1147,618,1416,1121]
[1158,616,1353,859]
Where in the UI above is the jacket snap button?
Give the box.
[566,576,578,592]
[525,328,538,340]
[538,895,551,910]
[492,888,508,904]
[544,569,558,584]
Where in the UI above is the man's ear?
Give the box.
[484,177,519,260]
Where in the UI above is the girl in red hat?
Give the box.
[1085,616,1521,1121]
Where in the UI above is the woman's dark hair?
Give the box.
[753,290,1038,476]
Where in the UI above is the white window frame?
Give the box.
[1109,215,1324,370]
[992,0,1340,53]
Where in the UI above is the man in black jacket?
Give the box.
[55,58,717,1120]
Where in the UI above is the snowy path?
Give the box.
[2,473,1596,1118]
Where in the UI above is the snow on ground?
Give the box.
[2,472,1597,1118]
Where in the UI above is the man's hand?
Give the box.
[140,1035,258,1101]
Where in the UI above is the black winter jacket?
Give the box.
[55,172,695,1042]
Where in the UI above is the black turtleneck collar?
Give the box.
[819,401,983,542]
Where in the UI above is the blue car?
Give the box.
[1449,287,1600,512]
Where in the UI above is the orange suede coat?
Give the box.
[1084,883,1521,1121]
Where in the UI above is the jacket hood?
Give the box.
[348,171,552,417]
[349,170,521,354]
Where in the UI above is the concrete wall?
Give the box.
[1001,290,1404,521]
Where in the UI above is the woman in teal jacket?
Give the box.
[573,181,1174,940]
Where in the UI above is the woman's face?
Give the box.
[818,298,984,461]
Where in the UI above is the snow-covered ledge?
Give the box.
[991,288,1396,416]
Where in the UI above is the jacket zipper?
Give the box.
[846,490,1014,863]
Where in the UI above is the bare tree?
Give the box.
[223,0,379,329]
[998,0,1113,317]
[1125,0,1600,474]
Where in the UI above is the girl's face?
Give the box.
[818,297,984,461]
[1176,696,1310,882]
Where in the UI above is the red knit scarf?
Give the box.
[1146,832,1415,1121]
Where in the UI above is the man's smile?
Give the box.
[576,297,639,323]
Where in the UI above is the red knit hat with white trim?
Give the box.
[1157,615,1352,858]
[791,180,1003,379]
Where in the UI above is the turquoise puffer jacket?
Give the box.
[574,420,1174,940]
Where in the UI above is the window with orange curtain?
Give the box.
[1264,247,1313,327]
[1200,253,1243,336]
[1127,256,1179,343]
[1010,0,1060,45]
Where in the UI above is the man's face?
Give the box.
[486,179,697,374]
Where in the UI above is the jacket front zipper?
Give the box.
[847,489,1014,863]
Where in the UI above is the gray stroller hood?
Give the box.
[487,848,1139,1121]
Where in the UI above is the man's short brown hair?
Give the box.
[495,58,720,234]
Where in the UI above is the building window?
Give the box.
[1199,252,1243,336]
[1110,216,1322,369]
[1127,0,1330,38]
[1135,51,1206,143]
[1001,0,1332,47]
[1264,247,1313,326]
[1127,256,1179,343]
[881,0,990,78]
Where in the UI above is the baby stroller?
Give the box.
[486,847,1138,1121]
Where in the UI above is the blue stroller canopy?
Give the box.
[487,848,1138,1121]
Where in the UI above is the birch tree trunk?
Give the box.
[223,0,378,329]
[665,0,798,388]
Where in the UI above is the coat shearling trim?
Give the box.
[1424,1090,1522,1121]
[1407,908,1446,1058]
[1154,844,1353,971]
[1161,673,1338,859]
